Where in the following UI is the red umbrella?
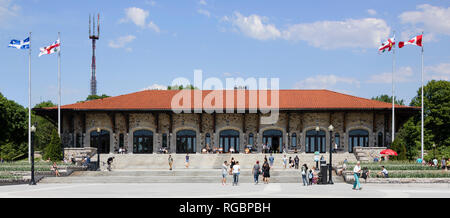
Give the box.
[380,149,398,156]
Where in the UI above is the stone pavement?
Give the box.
[0,183,448,198]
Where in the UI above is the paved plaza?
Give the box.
[0,183,448,198]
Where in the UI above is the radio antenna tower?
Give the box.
[89,14,100,96]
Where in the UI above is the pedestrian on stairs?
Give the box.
[168,155,174,170]
[185,153,190,168]
[222,161,228,185]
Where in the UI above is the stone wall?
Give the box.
[61,111,392,155]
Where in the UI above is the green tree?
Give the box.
[32,101,57,151]
[86,94,110,101]
[371,94,405,105]
[43,129,63,161]
[410,80,450,149]
[167,84,197,90]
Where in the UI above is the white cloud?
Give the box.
[222,12,391,49]
[294,74,360,90]
[224,12,281,40]
[0,0,20,24]
[108,35,136,49]
[197,9,211,18]
[399,4,450,36]
[282,18,391,49]
[367,9,377,16]
[425,63,450,81]
[120,7,160,32]
[141,84,167,91]
[367,66,415,84]
[146,0,156,6]
[198,0,207,6]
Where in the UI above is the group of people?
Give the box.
[221,156,273,186]
[282,155,300,169]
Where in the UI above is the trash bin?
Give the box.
[320,163,328,184]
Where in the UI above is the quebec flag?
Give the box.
[8,37,30,49]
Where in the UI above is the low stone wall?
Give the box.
[354,147,387,161]
[342,171,450,184]
[64,147,97,161]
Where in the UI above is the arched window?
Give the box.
[90,129,110,154]
[378,132,383,147]
[335,133,340,148]
[248,133,254,146]
[291,133,297,148]
[348,129,369,153]
[162,133,168,148]
[133,130,153,153]
[205,133,211,147]
[220,130,240,153]
[176,130,196,153]
[305,129,326,153]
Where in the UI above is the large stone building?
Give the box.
[35,89,418,155]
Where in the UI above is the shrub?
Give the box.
[43,130,63,162]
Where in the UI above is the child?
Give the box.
[308,169,313,185]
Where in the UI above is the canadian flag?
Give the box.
[398,35,423,48]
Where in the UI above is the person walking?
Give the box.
[353,161,362,190]
[294,156,299,169]
[222,161,228,185]
[252,161,261,185]
[262,161,271,184]
[185,153,190,168]
[232,161,240,186]
[168,155,174,170]
[268,154,274,168]
[301,164,308,186]
[308,169,313,185]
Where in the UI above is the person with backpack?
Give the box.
[252,161,262,185]
[301,164,308,186]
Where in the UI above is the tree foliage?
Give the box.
[371,94,405,105]
[33,101,57,151]
[393,80,450,160]
[86,94,110,101]
[167,84,197,90]
[43,129,63,161]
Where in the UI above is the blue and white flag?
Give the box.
[8,37,30,50]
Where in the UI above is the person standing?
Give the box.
[232,161,240,186]
[353,161,362,190]
[262,161,271,184]
[222,161,228,185]
[168,155,174,171]
[282,155,287,169]
[185,153,190,168]
[252,161,261,185]
[230,157,236,172]
[308,169,313,185]
[294,156,299,169]
[441,158,446,170]
[268,154,274,168]
[301,164,308,186]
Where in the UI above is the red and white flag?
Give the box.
[398,35,422,48]
[39,39,60,57]
[378,36,395,53]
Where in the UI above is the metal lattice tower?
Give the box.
[89,14,100,96]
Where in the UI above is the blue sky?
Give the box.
[1,0,449,107]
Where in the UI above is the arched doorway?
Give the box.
[90,130,110,154]
[348,129,369,153]
[133,130,154,153]
[263,130,283,153]
[305,129,326,153]
[219,129,240,153]
[176,130,196,153]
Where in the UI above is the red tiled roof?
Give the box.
[42,89,416,111]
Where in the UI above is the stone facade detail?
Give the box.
[60,111,395,154]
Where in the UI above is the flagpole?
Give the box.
[392,32,396,143]
[28,32,32,163]
[58,32,61,136]
[421,31,424,161]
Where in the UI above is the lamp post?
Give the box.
[29,124,37,185]
[96,128,101,170]
[315,126,320,169]
[328,124,334,184]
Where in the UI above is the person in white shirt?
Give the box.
[232,161,240,186]
[378,166,389,178]
[353,161,362,190]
